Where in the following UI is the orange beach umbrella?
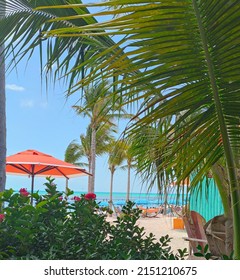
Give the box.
[6,149,91,197]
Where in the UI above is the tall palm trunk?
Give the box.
[126,160,131,202]
[109,167,115,216]
[0,3,6,192]
[87,154,92,192]
[88,126,96,193]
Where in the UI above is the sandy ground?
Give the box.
[106,215,189,254]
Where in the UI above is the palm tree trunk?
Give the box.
[0,2,6,192]
[126,161,131,202]
[89,126,96,193]
[109,168,114,216]
[87,155,92,192]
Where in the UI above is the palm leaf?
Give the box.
[0,0,121,92]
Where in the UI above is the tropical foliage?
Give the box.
[72,80,129,192]
[117,139,136,202]
[1,0,240,259]
[0,0,120,191]
[0,0,120,88]
[65,123,116,168]
[32,0,240,259]
[65,122,116,192]
[108,139,126,210]
[0,177,187,260]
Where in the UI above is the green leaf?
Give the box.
[35,200,48,208]
[204,244,209,254]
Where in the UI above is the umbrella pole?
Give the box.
[65,178,69,199]
[30,175,34,205]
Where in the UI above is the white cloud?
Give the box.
[20,99,34,108]
[6,84,25,92]
[20,100,49,109]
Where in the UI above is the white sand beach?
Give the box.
[107,215,189,254]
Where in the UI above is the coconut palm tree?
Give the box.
[73,80,130,193]
[38,1,240,258]
[65,123,116,180]
[108,139,126,212]
[117,140,137,202]
[0,1,6,192]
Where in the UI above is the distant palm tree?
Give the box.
[73,80,130,193]
[65,123,116,179]
[0,1,6,192]
[130,119,174,214]
[108,139,126,211]
[118,141,137,202]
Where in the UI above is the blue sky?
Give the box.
[5,47,158,195]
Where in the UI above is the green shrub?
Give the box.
[0,177,187,260]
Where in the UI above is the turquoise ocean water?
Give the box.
[34,190,187,207]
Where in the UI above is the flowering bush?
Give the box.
[0,214,5,222]
[19,188,29,197]
[73,196,81,201]
[84,193,96,200]
[0,177,187,260]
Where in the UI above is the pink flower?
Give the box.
[84,193,96,200]
[59,196,63,201]
[19,188,30,197]
[74,196,81,201]
[0,214,5,222]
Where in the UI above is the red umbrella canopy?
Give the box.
[6,149,90,178]
[6,149,91,203]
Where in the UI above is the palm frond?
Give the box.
[0,0,122,92]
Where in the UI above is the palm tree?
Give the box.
[65,123,116,181]
[65,139,89,168]
[38,1,240,258]
[118,140,137,202]
[0,1,6,192]
[73,80,129,193]
[108,139,126,212]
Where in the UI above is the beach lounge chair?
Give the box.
[182,211,208,255]
[138,206,163,218]
[204,214,233,257]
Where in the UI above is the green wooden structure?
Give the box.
[189,177,224,222]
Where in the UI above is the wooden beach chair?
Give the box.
[182,211,208,255]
